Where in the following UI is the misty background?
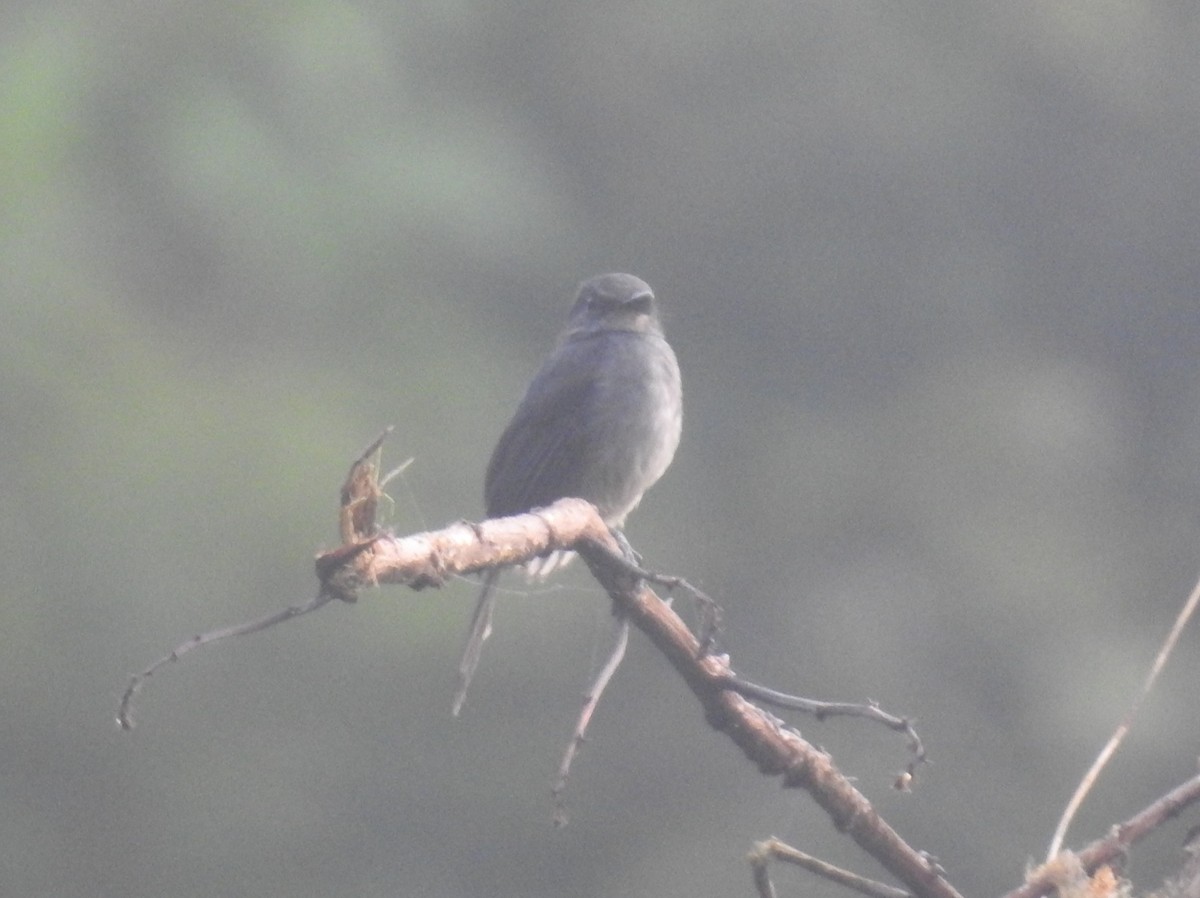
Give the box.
[4,2,1200,896]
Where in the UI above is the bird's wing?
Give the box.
[484,336,608,517]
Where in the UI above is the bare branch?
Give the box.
[307,442,959,898]
[116,592,336,730]
[722,675,926,783]
[1007,773,1200,898]
[749,837,912,898]
[118,428,393,729]
[553,613,630,827]
[1046,569,1200,859]
[122,435,958,898]
[567,533,962,898]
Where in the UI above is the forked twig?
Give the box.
[1046,568,1200,859]
[553,613,630,826]
[561,539,927,776]
[1009,772,1200,898]
[750,837,912,898]
[117,428,394,730]
[723,675,927,784]
[117,592,336,730]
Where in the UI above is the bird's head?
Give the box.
[565,273,661,336]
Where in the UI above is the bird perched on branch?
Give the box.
[453,273,683,715]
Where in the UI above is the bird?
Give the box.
[452,273,683,715]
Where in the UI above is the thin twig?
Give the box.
[640,570,723,653]
[584,536,927,775]
[750,837,912,898]
[553,613,630,826]
[571,535,963,898]
[1046,569,1200,859]
[119,428,392,730]
[723,674,927,781]
[557,535,724,653]
[116,592,336,730]
[1008,772,1200,898]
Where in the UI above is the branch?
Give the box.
[317,498,960,898]
[1006,773,1200,898]
[116,592,336,730]
[116,430,395,730]
[121,435,954,898]
[573,526,960,898]
[1046,569,1200,859]
[749,837,913,898]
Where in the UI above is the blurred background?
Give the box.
[4,1,1200,896]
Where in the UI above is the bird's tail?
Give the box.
[452,568,501,716]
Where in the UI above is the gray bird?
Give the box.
[452,273,683,715]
